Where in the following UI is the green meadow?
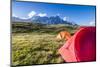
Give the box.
[12,22,78,66]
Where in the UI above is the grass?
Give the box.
[12,22,78,66]
[12,33,66,66]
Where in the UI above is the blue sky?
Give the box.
[12,1,96,26]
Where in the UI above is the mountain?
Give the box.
[12,15,77,25]
[12,17,22,22]
[12,17,30,22]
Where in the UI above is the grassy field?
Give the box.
[12,22,78,66]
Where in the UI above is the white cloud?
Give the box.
[89,21,95,26]
[20,11,36,19]
[80,21,95,26]
[63,17,67,21]
[63,16,69,21]
[38,13,47,17]
[13,11,36,19]
[13,11,48,19]
[28,11,36,18]
[12,14,27,19]
[12,14,18,17]
[20,17,28,19]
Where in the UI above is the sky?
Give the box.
[12,1,96,26]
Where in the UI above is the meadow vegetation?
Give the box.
[12,22,78,66]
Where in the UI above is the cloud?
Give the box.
[12,14,28,19]
[13,11,36,19]
[19,11,36,19]
[20,17,29,19]
[38,13,47,17]
[13,11,48,19]
[12,14,18,17]
[63,16,69,21]
[80,21,95,26]
[28,11,36,18]
[89,21,95,26]
[63,17,67,21]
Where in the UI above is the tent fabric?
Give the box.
[59,27,96,62]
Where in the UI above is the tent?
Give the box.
[59,27,96,62]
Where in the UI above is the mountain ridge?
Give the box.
[12,15,77,26]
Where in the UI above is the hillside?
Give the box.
[12,22,78,34]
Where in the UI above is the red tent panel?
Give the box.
[59,27,96,62]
